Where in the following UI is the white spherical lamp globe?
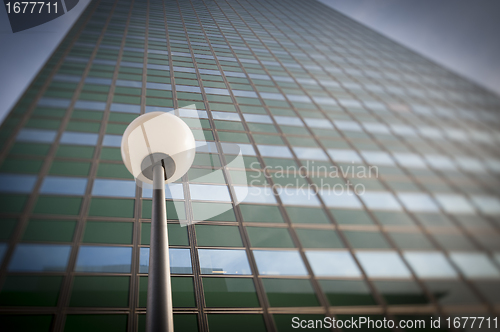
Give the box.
[121,112,196,184]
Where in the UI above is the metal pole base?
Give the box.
[146,163,174,332]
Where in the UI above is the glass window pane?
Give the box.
[397,193,439,212]
[240,204,284,223]
[257,144,292,158]
[198,249,251,275]
[285,206,329,224]
[207,314,266,332]
[203,277,260,307]
[140,248,192,274]
[279,188,320,206]
[195,225,243,247]
[0,314,53,332]
[64,314,128,332]
[247,226,295,248]
[60,132,99,146]
[102,134,122,147]
[344,231,391,249]
[403,252,457,278]
[189,184,231,202]
[253,250,307,276]
[434,233,475,250]
[425,280,480,305]
[16,128,57,143]
[23,219,76,242]
[374,280,428,305]
[83,221,133,244]
[8,244,71,272]
[69,276,129,307]
[75,246,132,273]
[320,191,362,208]
[262,278,319,307]
[91,179,136,197]
[0,219,17,241]
[296,229,343,248]
[434,194,476,214]
[40,176,87,196]
[191,202,236,221]
[305,251,361,277]
[88,198,135,218]
[234,186,276,204]
[293,147,328,161]
[0,275,63,306]
[319,279,376,306]
[359,192,402,211]
[388,232,434,250]
[49,160,91,176]
[356,251,411,278]
[0,174,37,193]
[33,196,82,215]
[449,252,500,278]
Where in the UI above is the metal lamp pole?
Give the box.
[147,162,174,332]
[121,112,195,332]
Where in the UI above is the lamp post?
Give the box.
[121,112,195,332]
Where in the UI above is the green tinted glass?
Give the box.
[319,279,376,306]
[330,209,374,225]
[203,277,259,307]
[374,280,428,305]
[49,161,91,176]
[88,198,134,218]
[69,276,129,307]
[23,219,76,242]
[1,314,53,332]
[188,168,226,184]
[247,227,294,248]
[262,279,319,307]
[64,314,127,332]
[344,231,391,249]
[240,204,283,223]
[0,276,63,306]
[195,225,243,247]
[97,163,133,179]
[56,145,95,159]
[0,218,17,240]
[0,157,43,173]
[83,221,133,244]
[34,196,82,215]
[208,314,266,332]
[285,206,329,224]
[389,232,435,250]
[296,229,343,248]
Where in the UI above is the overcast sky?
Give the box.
[0,1,499,125]
[319,0,500,96]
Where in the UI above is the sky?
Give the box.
[0,0,91,124]
[319,0,500,97]
[0,1,499,124]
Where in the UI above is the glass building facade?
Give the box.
[1,0,500,331]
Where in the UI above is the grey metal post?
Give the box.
[147,162,174,332]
